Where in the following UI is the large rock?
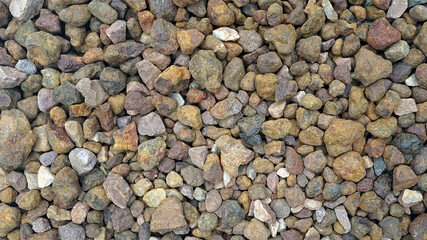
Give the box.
[150,197,189,234]
[264,24,297,55]
[367,18,401,50]
[0,203,21,237]
[333,151,366,182]
[189,50,223,92]
[26,31,62,66]
[9,0,44,20]
[323,118,365,157]
[103,173,133,209]
[0,66,27,89]
[215,135,254,176]
[354,48,392,86]
[0,109,37,170]
[151,19,179,55]
[409,214,427,240]
[52,167,80,203]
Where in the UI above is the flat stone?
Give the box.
[103,173,133,209]
[0,66,27,89]
[150,197,189,234]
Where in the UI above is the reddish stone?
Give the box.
[57,54,84,72]
[365,138,386,158]
[138,10,155,34]
[367,18,401,50]
[383,145,404,170]
[285,147,304,175]
[35,9,61,34]
[95,103,114,131]
[168,141,190,160]
[186,89,206,104]
[281,229,303,240]
[100,24,112,46]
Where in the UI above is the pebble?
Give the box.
[69,148,97,175]
[9,0,44,21]
[138,112,166,136]
[37,166,54,188]
[103,173,132,209]
[213,27,240,41]
[58,222,85,240]
[106,20,127,44]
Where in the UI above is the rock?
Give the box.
[238,30,263,52]
[367,18,401,50]
[284,185,305,208]
[207,0,235,26]
[88,0,118,24]
[71,202,89,224]
[264,24,297,55]
[354,48,392,86]
[253,199,276,224]
[219,200,244,229]
[335,205,351,233]
[392,133,422,155]
[151,19,179,55]
[9,0,43,20]
[393,165,418,191]
[16,189,40,210]
[52,167,80,204]
[106,20,127,44]
[32,218,51,233]
[37,166,54,188]
[301,9,326,37]
[104,41,144,66]
[198,212,218,232]
[366,117,397,138]
[58,222,85,240]
[143,188,166,208]
[150,197,188,234]
[401,189,423,206]
[379,216,401,240]
[103,173,132,209]
[0,109,37,170]
[216,135,254,176]
[409,5,427,21]
[75,78,109,108]
[59,4,91,27]
[26,31,62,66]
[15,59,36,75]
[414,22,427,54]
[154,65,190,95]
[387,0,407,18]
[213,27,239,41]
[324,118,365,156]
[177,29,205,54]
[255,73,279,100]
[53,81,81,106]
[138,137,167,171]
[100,67,126,95]
[224,57,245,91]
[189,50,223,92]
[47,123,74,153]
[409,214,427,240]
[181,166,204,186]
[244,218,270,240]
[333,151,366,182]
[111,207,134,232]
[138,112,165,136]
[69,148,97,176]
[385,40,410,62]
[210,98,242,120]
[0,66,27,89]
[177,105,202,129]
[297,36,322,62]
[148,0,177,21]
[84,185,110,210]
[7,171,27,192]
[136,60,161,90]
[0,203,20,237]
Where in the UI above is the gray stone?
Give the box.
[137,112,166,136]
[9,0,44,20]
[15,59,37,75]
[58,222,85,240]
[69,148,97,176]
[0,66,27,89]
[32,218,51,233]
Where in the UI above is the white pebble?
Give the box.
[37,166,54,188]
[213,27,240,41]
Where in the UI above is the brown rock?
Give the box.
[150,197,189,234]
[367,18,401,50]
[207,0,235,26]
[323,118,365,157]
[333,151,366,182]
[393,165,418,191]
